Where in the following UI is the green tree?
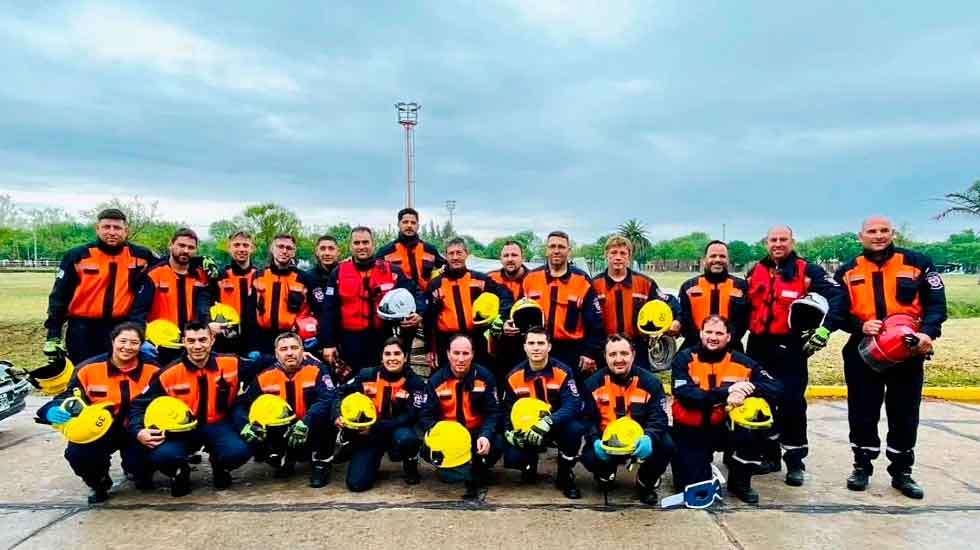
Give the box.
[935,180,980,220]
[727,240,753,267]
[82,196,161,241]
[616,219,652,258]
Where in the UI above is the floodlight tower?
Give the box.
[446,200,457,226]
[395,102,421,208]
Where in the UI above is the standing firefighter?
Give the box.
[247,234,314,355]
[834,216,946,499]
[678,240,750,351]
[213,230,256,354]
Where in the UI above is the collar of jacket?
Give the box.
[314,263,336,278]
[353,256,377,271]
[694,346,729,363]
[379,367,407,382]
[397,233,420,248]
[863,244,897,265]
[603,269,633,288]
[107,357,143,376]
[159,256,199,277]
[95,239,125,255]
[445,267,469,280]
[525,359,556,376]
[179,354,219,372]
[702,269,730,284]
[501,265,528,281]
[760,251,800,281]
[274,361,303,378]
[606,366,636,386]
[267,261,297,276]
[545,267,573,283]
[228,262,254,276]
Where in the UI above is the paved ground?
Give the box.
[2,397,979,550]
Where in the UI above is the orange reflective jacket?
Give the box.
[256,364,320,419]
[489,268,526,301]
[380,240,441,291]
[145,264,210,327]
[747,258,809,336]
[592,271,654,338]
[76,360,159,422]
[840,252,924,322]
[590,374,652,431]
[433,376,488,430]
[671,352,751,427]
[253,267,309,331]
[685,276,744,331]
[362,374,410,420]
[66,245,153,320]
[157,355,240,425]
[507,365,569,411]
[430,271,487,333]
[523,268,594,342]
[217,265,255,319]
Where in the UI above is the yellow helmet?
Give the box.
[209,303,241,338]
[637,300,674,336]
[600,416,645,456]
[248,394,296,428]
[144,396,197,433]
[55,389,115,444]
[146,320,182,349]
[422,420,473,469]
[429,267,444,282]
[729,397,774,430]
[472,293,501,327]
[340,392,377,429]
[30,355,75,396]
[510,397,551,433]
[510,298,544,333]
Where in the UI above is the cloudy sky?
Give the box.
[1,1,978,243]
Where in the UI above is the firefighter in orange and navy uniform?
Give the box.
[377,207,446,293]
[213,230,256,354]
[246,234,314,355]
[744,226,844,485]
[37,322,159,503]
[420,334,504,497]
[129,321,253,497]
[580,334,673,505]
[487,240,531,375]
[521,231,603,381]
[45,209,157,364]
[319,227,425,373]
[670,315,782,503]
[678,240,750,351]
[834,216,946,499]
[591,235,680,370]
[425,237,512,369]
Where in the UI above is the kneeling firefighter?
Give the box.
[234,331,337,487]
[580,334,674,505]
[36,322,159,503]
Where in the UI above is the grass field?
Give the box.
[1,271,977,385]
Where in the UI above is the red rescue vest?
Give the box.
[337,260,398,331]
[747,259,809,336]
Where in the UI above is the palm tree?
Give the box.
[936,180,980,220]
[617,219,652,258]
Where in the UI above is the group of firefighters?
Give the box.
[29,206,946,507]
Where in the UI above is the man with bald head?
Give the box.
[834,216,946,499]
[745,225,844,487]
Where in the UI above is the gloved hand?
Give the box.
[46,406,73,425]
[246,351,261,362]
[593,439,611,462]
[504,430,526,448]
[632,435,653,460]
[803,327,831,357]
[43,338,65,358]
[201,256,219,281]
[488,316,505,338]
[287,420,309,448]
[240,423,267,444]
[524,416,553,447]
[140,341,159,361]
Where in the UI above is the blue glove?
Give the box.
[593,439,611,462]
[46,407,73,425]
[632,435,653,460]
[247,351,261,362]
[140,342,158,361]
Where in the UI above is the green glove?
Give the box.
[43,338,65,358]
[240,423,266,444]
[524,416,553,448]
[803,327,831,357]
[201,256,220,281]
[287,420,309,448]
[488,316,505,338]
[504,430,526,449]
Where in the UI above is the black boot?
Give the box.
[728,470,759,504]
[785,466,805,487]
[520,461,538,485]
[274,459,296,479]
[462,479,481,501]
[636,479,658,507]
[134,474,155,491]
[847,465,872,492]
[555,458,581,500]
[403,458,421,485]
[212,465,232,490]
[171,465,191,498]
[86,476,112,504]
[891,473,924,499]
[309,460,332,488]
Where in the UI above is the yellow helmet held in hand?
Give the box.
[600,416,645,456]
[637,300,673,337]
[510,298,544,333]
[30,355,75,396]
[55,389,115,444]
[472,293,501,327]
[146,320,182,349]
[510,397,551,433]
[340,392,377,429]
[209,303,241,338]
[248,394,296,428]
[144,396,197,433]
[422,420,473,469]
[728,397,774,430]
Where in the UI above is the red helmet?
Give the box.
[858,314,920,372]
[294,315,319,349]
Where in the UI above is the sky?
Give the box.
[1,1,979,244]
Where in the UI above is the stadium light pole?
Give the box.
[395,102,421,208]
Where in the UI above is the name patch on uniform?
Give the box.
[925,271,944,290]
[325,287,335,296]
[674,379,687,388]
[781,290,800,299]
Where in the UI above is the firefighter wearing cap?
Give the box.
[36,322,159,503]
[580,334,673,505]
[521,231,604,381]
[834,216,947,499]
[331,337,426,492]
[213,230,256,354]
[425,237,512,370]
[591,235,680,370]
[487,240,531,374]
[45,209,157,364]
[678,240,750,351]
[377,208,447,293]
[744,225,844,486]
[246,234,314,355]
[319,226,426,373]
[129,321,253,497]
[420,334,504,499]
[501,326,585,499]
[670,315,782,503]
[234,332,337,487]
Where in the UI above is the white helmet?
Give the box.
[377,288,416,321]
[789,292,829,332]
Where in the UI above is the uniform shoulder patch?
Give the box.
[55,268,65,280]
[566,380,580,397]
[925,271,944,290]
[321,374,334,389]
